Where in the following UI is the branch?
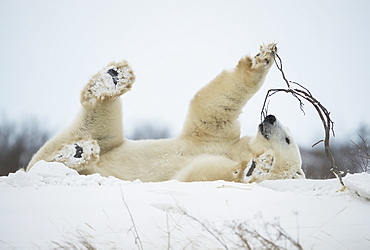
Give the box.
[261,53,345,189]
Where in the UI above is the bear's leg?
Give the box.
[27,61,135,171]
[181,44,277,141]
[75,61,135,153]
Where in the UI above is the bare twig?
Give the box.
[230,220,303,250]
[180,209,229,250]
[261,53,345,188]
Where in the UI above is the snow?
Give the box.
[1,161,369,249]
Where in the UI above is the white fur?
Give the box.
[27,44,305,183]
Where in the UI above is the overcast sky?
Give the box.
[1,0,369,147]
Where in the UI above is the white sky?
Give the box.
[1,0,370,147]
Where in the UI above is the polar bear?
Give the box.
[27,43,305,183]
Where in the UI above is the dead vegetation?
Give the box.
[261,51,345,187]
[0,115,50,175]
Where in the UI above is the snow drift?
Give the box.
[0,161,369,249]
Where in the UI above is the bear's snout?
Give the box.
[259,115,276,140]
[264,115,276,125]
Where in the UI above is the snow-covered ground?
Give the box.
[1,161,369,249]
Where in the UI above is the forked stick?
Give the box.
[261,52,345,188]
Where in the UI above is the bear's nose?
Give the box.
[264,115,276,124]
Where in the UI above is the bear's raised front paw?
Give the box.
[243,153,275,183]
[252,43,277,71]
[52,139,100,171]
[81,61,136,107]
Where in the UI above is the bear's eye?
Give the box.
[285,137,290,144]
[234,170,239,175]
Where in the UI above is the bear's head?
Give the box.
[248,115,304,180]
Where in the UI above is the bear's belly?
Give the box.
[95,138,239,182]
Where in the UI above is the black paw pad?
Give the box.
[107,69,119,85]
[74,145,83,158]
[246,160,256,177]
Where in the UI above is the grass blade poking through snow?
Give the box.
[120,187,143,250]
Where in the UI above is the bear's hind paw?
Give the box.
[52,139,100,171]
[81,61,136,107]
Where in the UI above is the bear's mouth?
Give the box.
[259,123,270,140]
